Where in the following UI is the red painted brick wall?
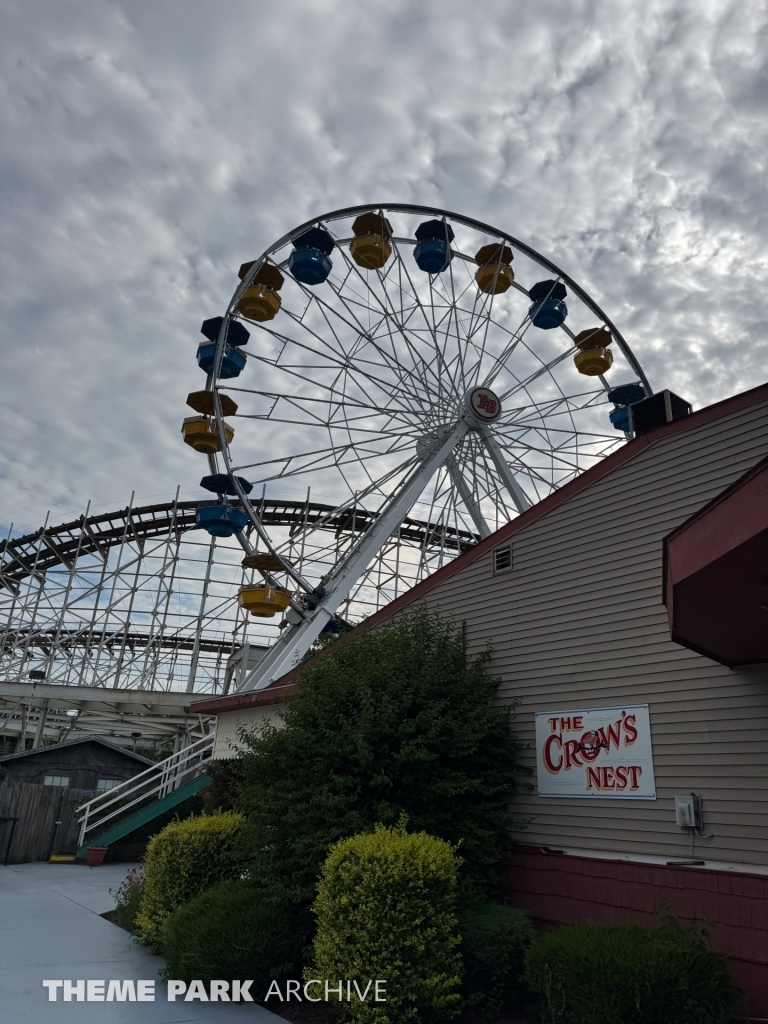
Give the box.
[502,846,768,1019]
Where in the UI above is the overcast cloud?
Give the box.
[1,0,767,532]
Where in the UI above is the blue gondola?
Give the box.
[288,227,335,285]
[200,316,250,347]
[413,220,455,274]
[200,474,253,496]
[607,383,646,407]
[608,383,647,432]
[196,342,246,379]
[196,505,249,538]
[528,280,568,329]
[609,407,630,432]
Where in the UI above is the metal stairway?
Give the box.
[75,734,214,860]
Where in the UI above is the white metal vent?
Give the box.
[493,546,512,573]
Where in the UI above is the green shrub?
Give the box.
[105,867,144,934]
[135,811,245,946]
[525,919,732,1024]
[237,608,526,907]
[458,903,533,1016]
[161,881,299,988]
[311,822,462,1024]
[201,758,242,814]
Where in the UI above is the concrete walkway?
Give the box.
[0,862,285,1023]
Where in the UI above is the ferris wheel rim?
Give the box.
[218,202,651,394]
[208,203,651,609]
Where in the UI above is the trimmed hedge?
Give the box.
[135,811,245,946]
[237,608,526,906]
[525,920,732,1024]
[458,903,533,1016]
[161,881,298,988]
[311,822,462,1024]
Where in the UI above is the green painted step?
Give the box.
[75,773,211,861]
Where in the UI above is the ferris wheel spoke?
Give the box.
[260,310,428,413]
[390,245,460,395]
[313,259,449,406]
[381,292,466,404]
[387,244,440,339]
[476,425,533,512]
[476,431,570,494]
[348,334,443,418]
[480,310,541,390]
[378,253,460,405]
[433,266,495,377]
[511,375,587,462]
[494,348,577,405]
[428,274,472,405]
[445,453,491,539]
[232,435,418,484]
[377,315,447,413]
[281,449,427,541]
[467,445,517,531]
[242,389,424,436]
[230,387,416,424]
[327,246,404,336]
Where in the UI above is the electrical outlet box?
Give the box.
[675,794,701,828]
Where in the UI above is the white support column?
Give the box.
[186,533,217,693]
[16,703,28,752]
[238,420,471,692]
[478,425,532,513]
[445,452,491,539]
[32,700,48,748]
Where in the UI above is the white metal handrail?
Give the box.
[76,733,215,848]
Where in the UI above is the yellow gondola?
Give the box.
[237,584,292,618]
[350,213,393,270]
[236,263,285,322]
[573,326,614,376]
[237,283,281,322]
[181,416,234,454]
[474,243,514,295]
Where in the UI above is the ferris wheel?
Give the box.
[182,204,650,692]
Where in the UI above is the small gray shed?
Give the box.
[0,736,153,792]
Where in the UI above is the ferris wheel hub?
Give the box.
[464,386,502,426]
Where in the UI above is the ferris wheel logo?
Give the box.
[466,387,502,423]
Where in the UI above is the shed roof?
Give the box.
[0,734,155,766]
[191,379,768,717]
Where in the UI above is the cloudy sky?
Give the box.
[1,0,766,535]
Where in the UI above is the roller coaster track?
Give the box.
[0,498,479,590]
[0,627,236,656]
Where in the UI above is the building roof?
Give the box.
[191,379,768,717]
[664,451,768,665]
[0,734,155,766]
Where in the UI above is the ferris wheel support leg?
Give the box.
[445,454,491,539]
[237,421,471,693]
[478,426,532,514]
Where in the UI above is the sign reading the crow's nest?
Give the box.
[535,704,656,799]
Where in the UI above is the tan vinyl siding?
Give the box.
[407,399,768,867]
[213,705,283,760]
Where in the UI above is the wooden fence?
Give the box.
[0,781,87,863]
